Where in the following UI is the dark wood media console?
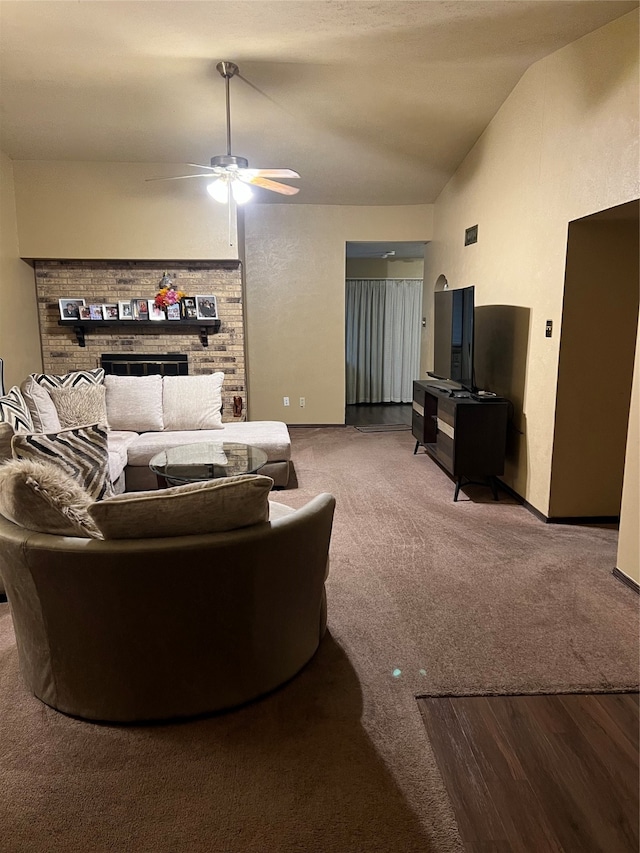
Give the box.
[412,380,509,501]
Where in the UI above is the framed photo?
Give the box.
[131,298,149,320]
[118,300,133,320]
[166,303,182,321]
[103,303,118,320]
[59,298,86,320]
[181,296,197,320]
[89,304,104,320]
[148,300,165,321]
[195,295,218,319]
[78,305,92,320]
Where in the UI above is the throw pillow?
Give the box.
[11,423,113,500]
[0,423,14,462]
[88,473,273,539]
[20,376,62,432]
[49,385,109,430]
[0,458,101,538]
[104,374,164,431]
[162,373,224,430]
[32,367,105,390]
[0,386,34,433]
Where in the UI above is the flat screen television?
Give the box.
[431,285,475,391]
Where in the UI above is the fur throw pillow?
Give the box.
[49,385,109,430]
[0,458,101,538]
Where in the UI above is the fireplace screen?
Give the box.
[101,353,188,376]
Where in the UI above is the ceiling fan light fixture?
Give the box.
[231,180,253,204]
[207,178,229,203]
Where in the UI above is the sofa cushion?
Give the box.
[105,375,164,431]
[163,373,224,430]
[0,423,14,462]
[210,422,292,462]
[0,386,34,434]
[107,431,139,483]
[11,423,113,501]
[32,367,105,390]
[0,458,101,538]
[88,473,274,539]
[268,500,296,521]
[126,422,291,467]
[20,376,62,432]
[49,385,109,430]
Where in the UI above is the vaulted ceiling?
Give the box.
[0,1,636,205]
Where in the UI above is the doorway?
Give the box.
[345,241,424,425]
[549,200,639,519]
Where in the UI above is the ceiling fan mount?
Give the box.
[210,154,249,170]
[216,60,239,79]
[146,60,299,203]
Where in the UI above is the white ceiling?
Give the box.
[0,1,637,205]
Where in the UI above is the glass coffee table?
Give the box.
[149,442,268,487]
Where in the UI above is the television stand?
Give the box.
[412,380,508,501]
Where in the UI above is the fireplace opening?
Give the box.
[101,353,188,376]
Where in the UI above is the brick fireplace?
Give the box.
[34,260,246,419]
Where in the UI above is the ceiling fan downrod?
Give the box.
[217,60,237,157]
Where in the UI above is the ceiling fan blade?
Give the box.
[186,163,218,171]
[251,169,300,179]
[246,176,300,195]
[146,173,212,182]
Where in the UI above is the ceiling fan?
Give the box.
[148,61,300,204]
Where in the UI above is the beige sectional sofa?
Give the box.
[18,370,292,491]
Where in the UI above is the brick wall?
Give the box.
[34,260,246,420]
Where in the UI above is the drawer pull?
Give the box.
[437,418,455,440]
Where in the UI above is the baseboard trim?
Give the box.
[287,424,347,428]
[613,568,640,594]
[496,481,620,525]
[546,515,620,525]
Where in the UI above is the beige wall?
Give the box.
[423,11,639,515]
[346,258,424,279]
[12,162,239,261]
[0,151,42,388]
[9,157,432,425]
[616,320,640,585]
[550,212,638,517]
[244,204,433,423]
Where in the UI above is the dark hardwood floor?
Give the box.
[345,403,412,426]
[418,692,639,853]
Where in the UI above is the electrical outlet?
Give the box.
[283,396,290,407]
[299,397,305,408]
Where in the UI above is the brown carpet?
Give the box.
[1,427,638,852]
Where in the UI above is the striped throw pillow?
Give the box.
[0,386,34,433]
[33,368,105,390]
[11,423,113,500]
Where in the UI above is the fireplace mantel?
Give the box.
[58,317,221,347]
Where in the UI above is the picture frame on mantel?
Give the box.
[148,301,165,321]
[181,297,197,320]
[195,295,218,319]
[59,298,86,320]
[166,303,181,321]
[131,299,149,320]
[118,301,133,320]
[103,303,118,320]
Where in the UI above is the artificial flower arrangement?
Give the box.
[154,272,185,309]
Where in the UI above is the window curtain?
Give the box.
[345,278,422,404]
